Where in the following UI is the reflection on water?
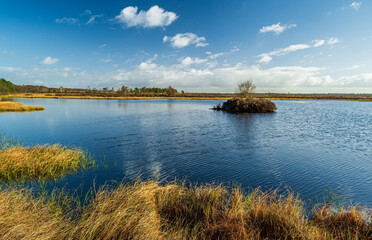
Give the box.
[0,98,371,206]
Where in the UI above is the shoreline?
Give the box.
[2,93,372,101]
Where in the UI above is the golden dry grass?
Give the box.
[0,181,370,239]
[0,101,44,112]
[0,188,72,240]
[0,145,91,181]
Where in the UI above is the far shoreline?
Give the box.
[2,93,372,102]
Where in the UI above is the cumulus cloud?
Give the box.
[110,61,372,93]
[163,33,209,48]
[41,57,59,65]
[138,54,158,70]
[56,17,79,25]
[259,22,297,35]
[3,62,372,93]
[350,2,362,10]
[115,5,178,28]
[180,57,208,66]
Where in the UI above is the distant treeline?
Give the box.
[1,78,372,100]
[0,78,183,97]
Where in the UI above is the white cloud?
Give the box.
[56,17,79,25]
[100,58,112,63]
[139,62,158,70]
[258,43,311,64]
[2,50,15,55]
[0,66,22,72]
[258,37,338,64]
[313,40,325,47]
[345,64,363,70]
[327,37,339,45]
[99,44,107,48]
[87,14,103,24]
[258,55,273,64]
[259,22,297,35]
[138,54,158,70]
[3,62,372,93]
[350,2,362,10]
[83,10,92,15]
[115,5,178,28]
[180,57,208,66]
[163,33,208,48]
[208,53,224,59]
[231,46,240,53]
[41,57,59,65]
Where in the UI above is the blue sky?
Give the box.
[1,0,371,93]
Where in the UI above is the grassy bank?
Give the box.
[0,144,92,181]
[0,101,44,112]
[0,180,370,239]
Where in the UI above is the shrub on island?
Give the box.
[214,97,277,113]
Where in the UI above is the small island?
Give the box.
[213,81,277,113]
[0,101,44,112]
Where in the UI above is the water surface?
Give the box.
[0,98,371,206]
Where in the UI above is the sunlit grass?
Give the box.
[0,180,370,239]
[0,101,44,112]
[0,144,92,182]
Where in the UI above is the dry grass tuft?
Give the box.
[0,145,91,181]
[0,101,44,112]
[312,205,372,239]
[0,181,370,239]
[0,188,72,240]
[70,181,165,240]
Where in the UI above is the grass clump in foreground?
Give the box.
[0,180,370,239]
[0,144,92,181]
[0,101,44,112]
[213,98,277,114]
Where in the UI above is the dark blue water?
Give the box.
[1,98,371,206]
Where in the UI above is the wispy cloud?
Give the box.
[313,40,325,47]
[99,44,107,48]
[100,58,112,63]
[258,43,311,64]
[258,37,339,64]
[56,17,79,25]
[115,5,178,28]
[327,37,339,45]
[41,56,59,65]
[87,14,104,24]
[350,2,362,10]
[259,22,297,35]
[0,66,22,72]
[163,33,208,48]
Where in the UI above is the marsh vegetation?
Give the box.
[0,180,370,239]
[0,137,92,181]
[0,101,44,112]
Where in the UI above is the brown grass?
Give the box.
[0,181,370,239]
[0,145,91,181]
[0,101,44,112]
[0,188,72,240]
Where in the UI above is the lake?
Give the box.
[0,98,371,206]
